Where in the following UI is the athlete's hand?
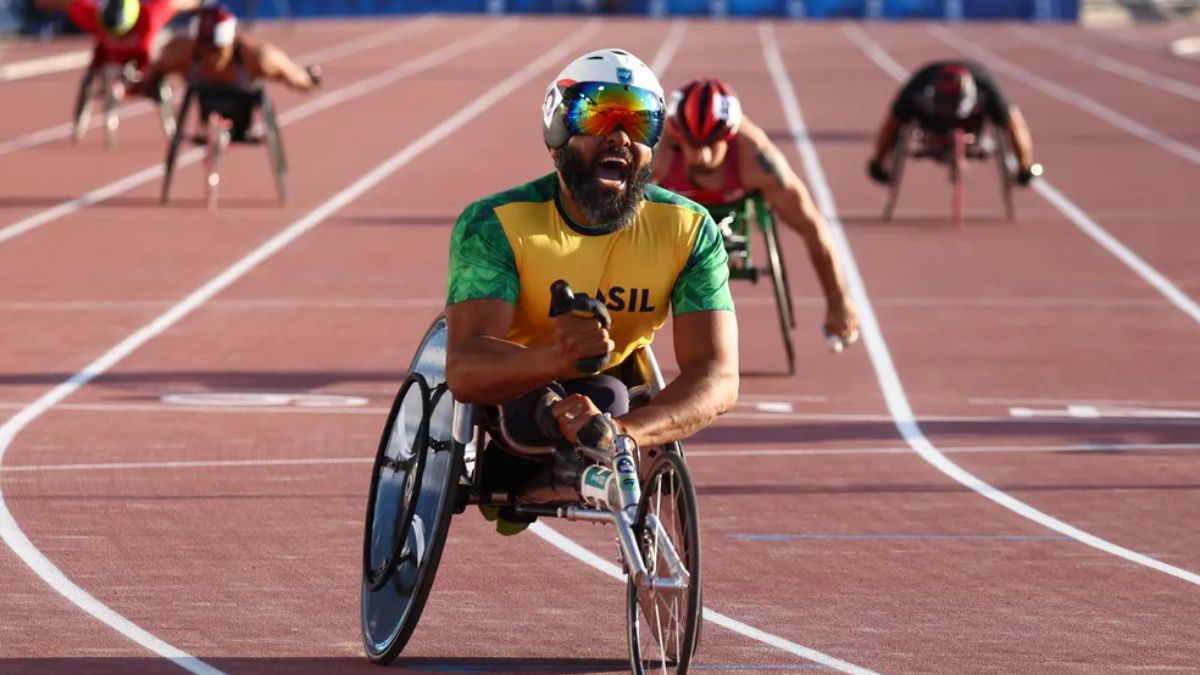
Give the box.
[551,394,606,446]
[867,157,891,185]
[305,64,322,88]
[552,312,614,377]
[824,300,860,353]
[1016,162,1042,186]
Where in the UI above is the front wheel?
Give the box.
[627,451,702,675]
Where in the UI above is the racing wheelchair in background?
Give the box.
[706,193,796,374]
[160,79,287,210]
[72,57,176,147]
[360,282,703,674]
[882,120,1017,229]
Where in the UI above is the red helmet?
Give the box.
[927,64,978,120]
[668,78,743,146]
[191,3,237,48]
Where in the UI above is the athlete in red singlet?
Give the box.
[37,0,201,71]
[652,78,859,347]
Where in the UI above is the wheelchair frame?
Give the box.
[706,192,796,374]
[72,61,176,148]
[160,80,288,209]
[882,120,1016,228]
[361,315,703,673]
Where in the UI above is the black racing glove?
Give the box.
[867,158,891,185]
[1016,162,1043,186]
[305,65,323,87]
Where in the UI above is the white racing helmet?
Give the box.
[541,48,665,149]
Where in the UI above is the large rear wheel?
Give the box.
[762,217,796,375]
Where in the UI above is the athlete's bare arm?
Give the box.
[870,113,900,165]
[613,310,738,447]
[737,117,858,340]
[1005,105,1034,171]
[446,299,614,405]
[248,39,319,91]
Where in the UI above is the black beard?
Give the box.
[556,145,652,233]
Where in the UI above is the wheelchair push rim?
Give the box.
[627,451,702,674]
[361,380,462,664]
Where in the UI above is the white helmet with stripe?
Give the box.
[541,48,664,148]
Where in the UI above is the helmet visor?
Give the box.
[562,81,665,147]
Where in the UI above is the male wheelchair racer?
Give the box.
[881,116,1017,230]
[361,282,703,674]
[706,193,796,374]
[72,55,176,147]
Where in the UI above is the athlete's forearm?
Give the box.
[446,337,560,405]
[616,357,738,447]
[1006,106,1034,169]
[872,115,900,162]
[771,187,851,310]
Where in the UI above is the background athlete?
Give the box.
[867,60,1042,186]
[652,78,859,349]
[444,49,739,534]
[36,0,200,76]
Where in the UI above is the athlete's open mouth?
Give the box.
[595,155,630,190]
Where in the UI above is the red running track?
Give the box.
[0,16,1198,674]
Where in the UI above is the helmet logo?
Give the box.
[542,85,562,128]
[616,67,633,85]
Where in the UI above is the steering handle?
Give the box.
[549,279,611,375]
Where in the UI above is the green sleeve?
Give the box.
[446,200,519,306]
[671,213,734,314]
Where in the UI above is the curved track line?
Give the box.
[0,21,600,669]
[0,20,514,246]
[929,25,1200,169]
[841,24,1200,327]
[763,22,1200,587]
[0,18,439,161]
[529,523,880,675]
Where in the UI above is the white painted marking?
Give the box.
[160,392,368,408]
[1169,36,1200,59]
[1010,28,1200,102]
[754,401,795,414]
[529,523,879,675]
[0,21,513,246]
[1008,405,1200,420]
[0,18,439,167]
[650,19,687,76]
[972,395,1200,407]
[845,24,1200,328]
[0,20,600,666]
[0,50,91,82]
[765,22,1200,586]
[929,25,1200,169]
[1,456,372,473]
[0,400,391,416]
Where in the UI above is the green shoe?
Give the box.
[479,505,532,536]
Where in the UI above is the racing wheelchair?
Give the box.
[361,282,703,673]
[160,80,287,210]
[72,57,176,147]
[882,120,1016,229]
[706,193,796,374]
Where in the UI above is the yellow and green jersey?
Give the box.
[447,173,733,373]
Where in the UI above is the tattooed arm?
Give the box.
[737,118,858,341]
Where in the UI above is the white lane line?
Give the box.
[0,20,512,246]
[0,49,91,81]
[5,441,1198,474]
[1009,27,1200,103]
[650,19,687,76]
[970,396,1200,407]
[843,24,1200,327]
[0,18,438,163]
[530,523,879,675]
[765,22,1200,587]
[0,20,600,669]
[928,25,1200,169]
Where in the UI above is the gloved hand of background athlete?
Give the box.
[305,65,323,87]
[867,158,891,185]
[1016,162,1043,186]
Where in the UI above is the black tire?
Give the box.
[627,451,702,675]
[766,218,795,330]
[762,215,796,375]
[361,383,463,664]
[994,128,1015,222]
[161,86,195,204]
[261,95,289,204]
[882,126,909,222]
